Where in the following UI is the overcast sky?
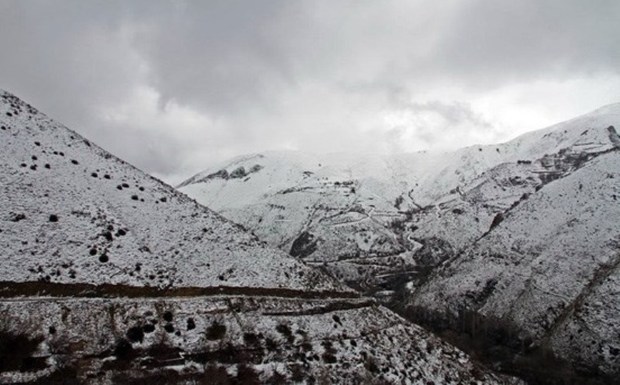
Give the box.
[1,1,619,184]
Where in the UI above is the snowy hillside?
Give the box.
[0,90,519,384]
[0,91,344,292]
[179,103,620,383]
[410,150,620,379]
[179,104,620,291]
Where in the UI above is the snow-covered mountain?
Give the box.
[179,104,620,383]
[0,90,518,384]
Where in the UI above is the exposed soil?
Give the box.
[0,281,359,300]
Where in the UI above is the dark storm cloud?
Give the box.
[0,1,154,166]
[1,0,618,183]
[134,0,296,114]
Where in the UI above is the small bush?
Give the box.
[203,364,233,385]
[268,370,287,385]
[243,333,259,346]
[389,218,406,232]
[206,321,226,340]
[113,338,134,360]
[290,364,306,382]
[322,352,337,364]
[230,166,247,179]
[364,356,379,373]
[275,324,294,343]
[163,311,173,322]
[394,195,404,209]
[0,331,44,372]
[126,326,144,343]
[236,364,261,385]
[187,318,196,330]
[10,213,26,222]
[142,324,155,334]
[265,338,278,352]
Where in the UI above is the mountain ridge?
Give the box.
[179,102,620,383]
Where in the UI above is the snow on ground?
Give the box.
[0,295,519,384]
[0,89,522,384]
[412,151,620,376]
[0,90,343,292]
[179,102,620,380]
[179,104,620,292]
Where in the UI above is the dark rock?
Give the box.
[290,231,318,258]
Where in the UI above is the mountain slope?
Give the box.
[0,90,516,384]
[179,105,620,293]
[0,90,339,292]
[410,150,620,379]
[179,103,620,383]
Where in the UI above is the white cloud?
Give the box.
[1,0,618,184]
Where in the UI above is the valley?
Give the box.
[179,104,620,384]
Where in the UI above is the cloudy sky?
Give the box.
[1,1,619,184]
